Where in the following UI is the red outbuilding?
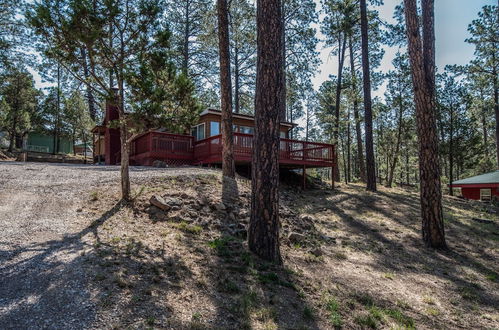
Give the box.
[450,170,499,201]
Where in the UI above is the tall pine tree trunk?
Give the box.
[234,46,241,114]
[360,0,377,191]
[449,106,454,195]
[349,38,366,182]
[248,0,284,263]
[333,34,347,182]
[493,64,499,168]
[80,48,97,121]
[217,0,236,181]
[387,75,405,188]
[404,0,446,248]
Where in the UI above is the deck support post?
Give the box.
[92,132,95,164]
[331,165,335,189]
[302,165,306,190]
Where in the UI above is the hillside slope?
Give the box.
[76,170,498,329]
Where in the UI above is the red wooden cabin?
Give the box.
[450,170,499,201]
[92,106,336,187]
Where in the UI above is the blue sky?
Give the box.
[33,0,495,97]
[312,0,497,96]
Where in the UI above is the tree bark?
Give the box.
[118,31,131,202]
[248,0,284,264]
[387,72,405,188]
[404,0,446,248]
[182,1,191,75]
[349,37,366,182]
[449,104,454,195]
[493,63,499,168]
[333,34,347,182]
[234,46,241,114]
[217,0,236,180]
[80,47,97,121]
[280,0,287,122]
[360,0,377,192]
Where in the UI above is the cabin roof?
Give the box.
[452,170,499,185]
[200,108,298,128]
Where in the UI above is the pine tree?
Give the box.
[0,67,38,152]
[29,0,184,202]
[404,0,446,248]
[217,0,236,185]
[248,0,284,263]
[359,0,376,191]
[465,4,499,167]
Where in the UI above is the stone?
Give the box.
[150,195,171,211]
[300,214,314,222]
[165,197,182,207]
[233,228,247,239]
[152,160,167,168]
[287,232,306,243]
[215,202,226,211]
[309,247,323,257]
[199,196,210,206]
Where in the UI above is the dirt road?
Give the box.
[0,162,211,329]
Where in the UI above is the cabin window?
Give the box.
[240,126,254,134]
[210,121,220,136]
[280,131,286,138]
[480,189,492,201]
[452,187,462,197]
[191,123,205,140]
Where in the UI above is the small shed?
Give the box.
[450,170,499,201]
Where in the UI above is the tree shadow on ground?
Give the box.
[302,185,499,311]
[0,201,193,329]
[176,175,322,329]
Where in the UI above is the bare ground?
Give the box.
[0,162,498,329]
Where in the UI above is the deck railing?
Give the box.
[130,131,334,166]
[131,131,194,158]
[193,133,334,165]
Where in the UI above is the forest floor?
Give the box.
[0,162,498,329]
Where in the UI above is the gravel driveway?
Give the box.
[0,162,213,329]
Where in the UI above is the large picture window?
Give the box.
[191,123,205,141]
[240,126,254,134]
[210,121,220,136]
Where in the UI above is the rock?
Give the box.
[288,232,306,243]
[165,197,182,207]
[234,228,247,239]
[228,212,236,222]
[150,195,171,211]
[309,247,323,257]
[300,214,314,222]
[215,202,226,211]
[152,160,167,168]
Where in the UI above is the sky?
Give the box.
[32,0,495,97]
[312,0,497,97]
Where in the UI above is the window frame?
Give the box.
[191,123,205,141]
[480,188,492,201]
[210,121,220,137]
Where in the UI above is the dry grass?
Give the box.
[78,173,499,329]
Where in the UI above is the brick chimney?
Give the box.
[104,89,121,165]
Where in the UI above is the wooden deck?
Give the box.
[130,131,334,168]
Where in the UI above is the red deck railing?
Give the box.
[193,133,334,166]
[130,131,334,167]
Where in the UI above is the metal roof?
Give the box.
[452,170,499,185]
